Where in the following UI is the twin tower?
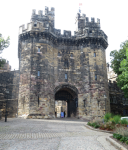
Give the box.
[18,6,110,120]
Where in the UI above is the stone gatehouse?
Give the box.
[0,6,110,120]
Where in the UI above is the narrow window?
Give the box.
[58,52,60,56]
[95,75,97,81]
[89,30,92,33]
[94,52,96,57]
[64,59,69,68]
[70,53,73,57]
[38,96,39,107]
[38,47,40,52]
[65,73,67,79]
[34,22,37,27]
[38,71,40,76]
[81,46,83,53]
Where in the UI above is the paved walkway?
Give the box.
[0,118,117,150]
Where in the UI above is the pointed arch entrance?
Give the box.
[54,84,78,118]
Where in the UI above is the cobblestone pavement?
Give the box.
[0,118,117,150]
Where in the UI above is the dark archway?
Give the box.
[55,86,78,118]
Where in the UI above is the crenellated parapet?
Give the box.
[31,6,55,28]
[75,13,107,41]
[75,13,100,30]
[18,6,108,53]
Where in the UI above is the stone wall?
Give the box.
[109,80,128,116]
[18,7,109,120]
[0,70,19,117]
[18,39,110,120]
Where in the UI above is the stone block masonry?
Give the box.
[0,7,126,120]
[0,70,19,117]
[17,6,110,120]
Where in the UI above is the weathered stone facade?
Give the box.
[108,70,128,116]
[17,6,110,120]
[0,70,19,117]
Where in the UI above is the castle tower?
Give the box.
[18,7,110,120]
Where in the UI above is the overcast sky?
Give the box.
[0,0,128,70]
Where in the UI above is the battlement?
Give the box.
[31,7,55,28]
[76,13,100,25]
[19,22,74,38]
[76,13,100,31]
[32,7,55,17]
[19,21,107,42]
[19,7,108,43]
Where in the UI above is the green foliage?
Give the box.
[87,122,92,126]
[0,33,10,67]
[121,119,128,125]
[0,59,6,68]
[110,39,128,98]
[106,122,115,130]
[110,40,128,75]
[116,48,128,98]
[113,115,121,124]
[94,124,100,128]
[88,114,128,132]
[120,136,128,143]
[104,113,112,122]
[113,133,123,140]
[0,34,10,52]
[126,140,128,145]
[87,122,100,128]
[113,133,128,143]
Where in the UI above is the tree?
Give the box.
[110,40,128,75]
[117,49,128,98]
[110,40,128,98]
[0,34,10,67]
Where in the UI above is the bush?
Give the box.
[115,126,128,137]
[87,122,100,128]
[94,124,100,128]
[106,122,115,130]
[120,137,128,143]
[113,133,122,140]
[121,119,128,125]
[104,113,112,122]
[126,140,128,145]
[100,123,106,130]
[87,122,92,126]
[113,115,121,124]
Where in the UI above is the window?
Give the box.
[110,95,117,104]
[81,46,83,53]
[95,75,97,81]
[65,73,67,79]
[34,22,37,27]
[89,30,92,33]
[38,71,40,76]
[38,96,39,107]
[70,53,73,57]
[58,52,60,56]
[94,52,96,57]
[64,59,69,68]
[123,98,128,105]
[38,47,40,52]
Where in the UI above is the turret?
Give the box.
[31,7,55,28]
